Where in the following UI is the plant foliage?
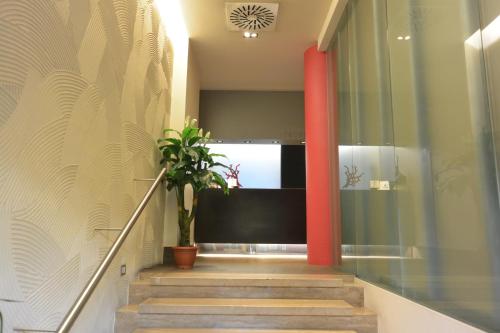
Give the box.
[158,117,229,246]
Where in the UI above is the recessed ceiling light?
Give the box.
[216,140,224,143]
[243,31,258,39]
[243,140,252,144]
[301,141,306,144]
[272,140,280,144]
[397,36,404,40]
[405,35,411,40]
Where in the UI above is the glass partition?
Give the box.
[333,0,500,331]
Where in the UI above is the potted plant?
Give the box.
[158,118,229,269]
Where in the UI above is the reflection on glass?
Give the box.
[339,146,396,191]
[333,0,500,331]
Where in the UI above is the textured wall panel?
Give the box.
[0,0,171,331]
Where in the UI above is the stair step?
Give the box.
[129,280,364,306]
[138,298,354,316]
[134,329,356,333]
[116,305,377,333]
[150,273,344,288]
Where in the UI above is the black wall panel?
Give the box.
[195,189,306,244]
[281,145,306,188]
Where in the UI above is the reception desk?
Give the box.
[195,188,306,244]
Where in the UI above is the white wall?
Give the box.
[0,0,173,331]
[357,278,487,333]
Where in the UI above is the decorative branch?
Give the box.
[343,165,364,188]
[224,163,242,188]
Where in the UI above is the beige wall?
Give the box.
[199,91,305,142]
[0,0,173,331]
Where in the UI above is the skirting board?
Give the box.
[355,278,487,333]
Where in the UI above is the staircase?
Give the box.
[115,260,377,333]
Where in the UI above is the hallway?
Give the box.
[1,0,500,332]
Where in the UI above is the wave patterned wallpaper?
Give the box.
[0,0,172,331]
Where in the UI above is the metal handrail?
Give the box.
[56,167,167,333]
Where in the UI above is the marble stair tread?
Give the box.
[138,297,354,316]
[150,273,344,287]
[128,280,364,306]
[134,329,356,333]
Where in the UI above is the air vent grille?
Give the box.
[225,3,279,32]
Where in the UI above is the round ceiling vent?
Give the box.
[226,3,279,32]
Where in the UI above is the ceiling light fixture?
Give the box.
[397,36,404,40]
[216,140,224,143]
[405,35,411,40]
[243,140,252,144]
[272,140,280,144]
[243,31,258,38]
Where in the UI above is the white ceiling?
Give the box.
[179,0,331,91]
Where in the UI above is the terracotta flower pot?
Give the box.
[173,246,198,269]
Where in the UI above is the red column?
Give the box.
[304,45,334,265]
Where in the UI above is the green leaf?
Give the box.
[188,136,202,146]
[209,153,227,158]
[212,172,229,195]
[164,138,181,145]
[211,162,229,168]
[187,149,199,161]
[172,160,186,170]
[163,128,182,137]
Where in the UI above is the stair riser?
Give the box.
[151,277,344,288]
[139,273,355,283]
[139,306,353,316]
[129,285,364,306]
[115,313,377,333]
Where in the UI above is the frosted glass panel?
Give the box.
[334,0,500,331]
[207,144,281,189]
[339,146,396,191]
